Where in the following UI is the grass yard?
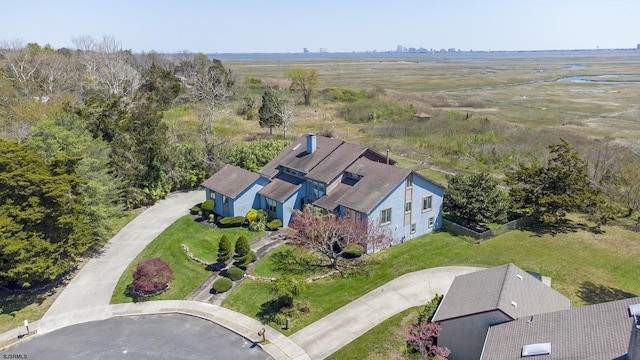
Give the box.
[110,215,264,304]
[326,306,421,360]
[222,215,640,335]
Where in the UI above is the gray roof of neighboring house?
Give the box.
[481,296,640,360]
[259,135,343,179]
[257,173,302,203]
[201,164,261,198]
[432,264,571,322]
[337,158,411,214]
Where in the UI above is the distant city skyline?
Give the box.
[2,1,639,54]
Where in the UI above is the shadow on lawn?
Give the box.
[526,218,604,237]
[578,282,637,305]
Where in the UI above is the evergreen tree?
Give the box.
[0,140,92,287]
[217,235,233,263]
[444,172,509,224]
[258,87,283,135]
[27,112,124,241]
[506,139,602,223]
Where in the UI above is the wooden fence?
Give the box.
[442,216,533,243]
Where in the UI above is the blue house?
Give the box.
[201,134,444,246]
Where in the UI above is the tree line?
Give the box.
[0,37,310,288]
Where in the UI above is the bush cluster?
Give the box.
[218,216,246,228]
[226,267,245,281]
[212,277,233,293]
[267,219,283,230]
[343,244,365,258]
[190,204,201,215]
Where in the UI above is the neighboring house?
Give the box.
[432,264,571,360]
[481,296,640,360]
[201,133,444,244]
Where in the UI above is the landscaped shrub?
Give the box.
[201,199,215,213]
[218,216,246,228]
[235,236,250,257]
[248,219,266,232]
[217,235,232,263]
[246,208,259,223]
[267,219,283,230]
[249,250,258,263]
[130,258,174,297]
[212,277,233,293]
[190,204,201,215]
[343,244,365,258]
[226,267,245,281]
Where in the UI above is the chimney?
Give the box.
[306,133,317,154]
[629,314,640,360]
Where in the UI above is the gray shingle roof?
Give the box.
[257,173,302,202]
[481,296,640,360]
[337,158,411,214]
[201,164,261,198]
[258,135,343,179]
[432,264,570,322]
[305,142,366,184]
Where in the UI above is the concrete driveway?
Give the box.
[37,190,205,333]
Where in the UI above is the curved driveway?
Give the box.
[1,189,484,359]
[38,190,205,333]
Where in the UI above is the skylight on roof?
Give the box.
[630,303,640,316]
[522,343,551,357]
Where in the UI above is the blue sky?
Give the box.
[2,0,639,53]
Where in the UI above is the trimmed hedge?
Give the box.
[190,204,201,215]
[201,199,215,212]
[226,267,245,281]
[218,216,246,228]
[266,219,283,230]
[344,244,365,258]
[212,277,233,293]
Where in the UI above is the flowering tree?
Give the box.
[287,206,392,271]
[406,322,450,359]
[131,258,174,296]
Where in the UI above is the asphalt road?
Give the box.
[1,314,272,360]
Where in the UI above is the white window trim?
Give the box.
[422,195,433,212]
[405,201,412,213]
[428,216,435,228]
[381,208,392,225]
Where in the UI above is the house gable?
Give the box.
[433,264,570,360]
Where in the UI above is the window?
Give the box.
[222,195,229,204]
[411,223,416,234]
[406,177,413,188]
[422,196,432,212]
[405,201,412,213]
[306,180,326,200]
[380,208,392,224]
[428,217,435,228]
[266,198,277,213]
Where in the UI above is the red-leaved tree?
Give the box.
[287,206,392,270]
[131,257,175,296]
[406,321,451,359]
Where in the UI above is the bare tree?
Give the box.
[0,40,42,96]
[72,35,139,96]
[190,59,234,131]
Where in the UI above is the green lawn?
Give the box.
[110,215,264,303]
[222,215,640,334]
[327,306,421,360]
